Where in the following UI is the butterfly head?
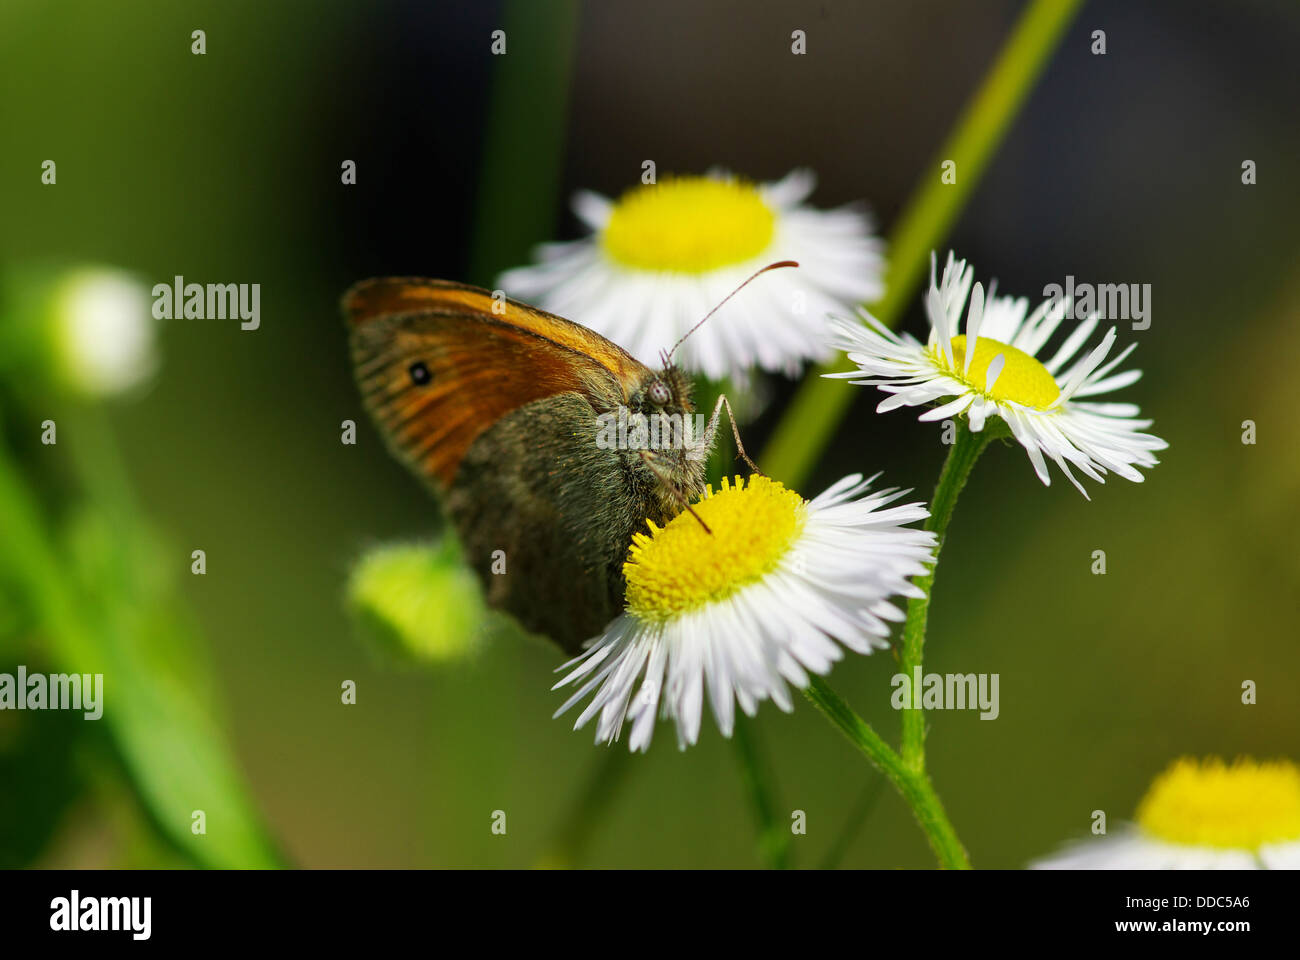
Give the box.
[631,362,693,417]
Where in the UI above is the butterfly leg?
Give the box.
[699,393,765,477]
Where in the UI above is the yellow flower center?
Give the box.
[624,475,805,622]
[601,176,775,273]
[933,335,1060,410]
[1135,757,1300,850]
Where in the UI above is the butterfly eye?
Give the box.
[648,380,671,404]
[408,361,431,386]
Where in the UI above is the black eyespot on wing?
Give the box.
[408,361,431,386]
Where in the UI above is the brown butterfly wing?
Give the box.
[345,278,648,488]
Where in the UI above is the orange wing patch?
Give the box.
[345,277,647,386]
[346,278,649,488]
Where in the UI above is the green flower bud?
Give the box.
[347,539,485,664]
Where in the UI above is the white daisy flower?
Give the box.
[499,169,884,382]
[827,252,1168,497]
[52,267,158,398]
[552,474,936,752]
[1033,757,1300,869]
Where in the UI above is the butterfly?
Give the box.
[344,264,792,653]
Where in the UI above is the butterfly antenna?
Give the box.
[666,260,799,364]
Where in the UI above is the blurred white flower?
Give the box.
[52,267,158,398]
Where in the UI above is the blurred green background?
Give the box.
[1,0,1297,868]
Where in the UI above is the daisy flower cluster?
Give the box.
[504,166,1172,866]
[829,252,1167,496]
[532,239,1172,754]
[500,169,883,382]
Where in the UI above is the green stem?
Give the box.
[762,0,1083,488]
[818,774,885,870]
[900,424,992,770]
[0,409,284,869]
[468,0,580,286]
[731,715,790,869]
[803,425,993,869]
[538,747,636,868]
[773,0,1079,870]
[805,676,969,869]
